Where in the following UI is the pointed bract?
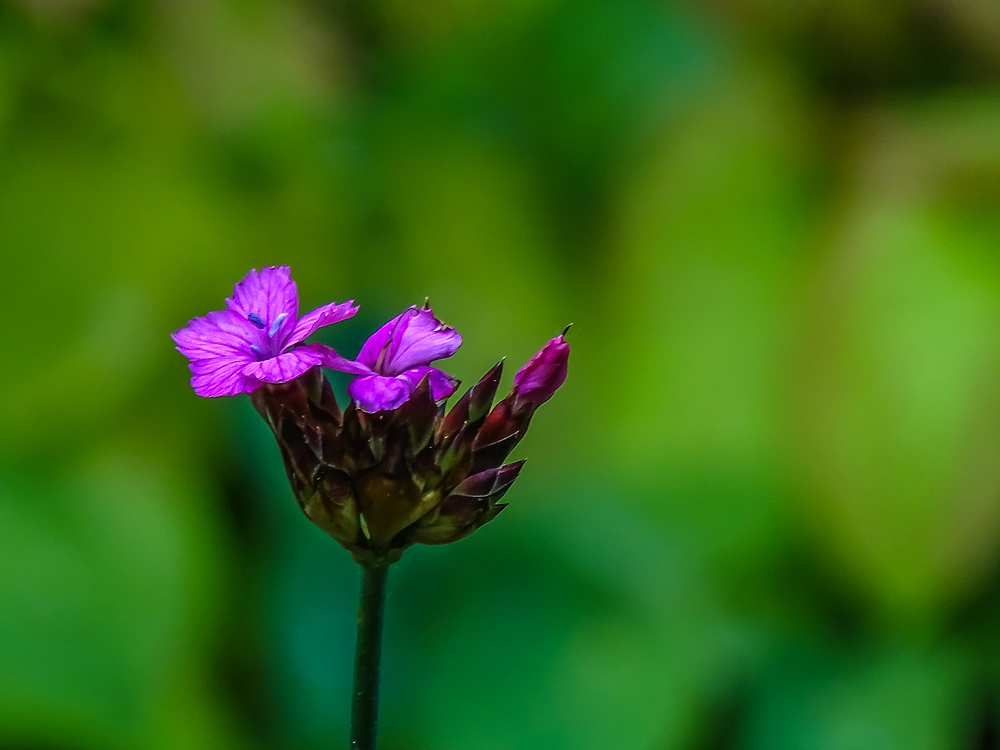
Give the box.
[468,360,504,423]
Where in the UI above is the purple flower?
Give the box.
[172,266,358,397]
[326,305,462,413]
[513,329,570,409]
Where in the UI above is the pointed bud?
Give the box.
[513,331,570,410]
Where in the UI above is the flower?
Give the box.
[325,304,462,413]
[250,329,570,562]
[172,266,358,397]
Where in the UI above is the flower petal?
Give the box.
[357,306,460,376]
[386,306,462,373]
[171,309,257,362]
[314,344,373,376]
[397,366,459,401]
[286,299,360,346]
[356,306,462,374]
[173,308,263,397]
[225,266,299,341]
[241,346,324,384]
[356,310,405,370]
[348,374,412,413]
[188,355,260,397]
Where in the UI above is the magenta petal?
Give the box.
[173,309,260,397]
[189,356,261,397]
[172,309,256,362]
[384,307,462,374]
[348,374,411,413]
[356,310,404,370]
[356,306,462,374]
[314,344,373,376]
[241,347,324,384]
[397,366,459,401]
[286,300,360,347]
[225,266,299,341]
[513,332,570,407]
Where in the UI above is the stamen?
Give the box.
[250,344,262,355]
[268,313,288,337]
[247,313,266,329]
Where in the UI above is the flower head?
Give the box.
[172,266,358,397]
[175,270,570,562]
[326,305,462,412]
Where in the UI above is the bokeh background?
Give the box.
[2,0,1000,747]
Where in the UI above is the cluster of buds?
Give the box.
[172,266,569,563]
[250,333,566,561]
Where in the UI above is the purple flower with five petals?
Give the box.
[172,266,358,397]
[326,305,462,413]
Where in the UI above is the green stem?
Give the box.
[350,559,390,750]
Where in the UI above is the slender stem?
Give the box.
[350,559,390,750]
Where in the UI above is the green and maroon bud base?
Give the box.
[249,352,559,562]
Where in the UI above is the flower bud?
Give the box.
[513,331,570,410]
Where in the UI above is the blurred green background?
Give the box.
[2,0,1000,747]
